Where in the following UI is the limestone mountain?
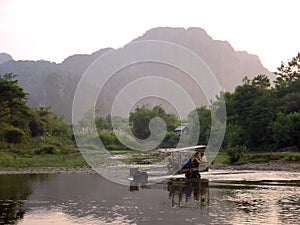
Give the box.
[132,27,270,90]
[0,27,271,122]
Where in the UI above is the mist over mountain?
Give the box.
[0,27,271,122]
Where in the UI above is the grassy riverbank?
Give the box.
[212,151,300,171]
[0,152,88,171]
[213,151,300,164]
[0,150,299,173]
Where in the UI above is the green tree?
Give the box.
[130,105,153,139]
[129,105,179,140]
[225,145,247,163]
[225,75,277,149]
[274,53,300,115]
[160,132,180,148]
[187,106,211,145]
[271,112,300,150]
[29,107,70,138]
[3,127,26,143]
[0,73,31,129]
[29,108,46,136]
[274,52,300,95]
[280,92,300,113]
[95,116,106,131]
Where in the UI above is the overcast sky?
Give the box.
[1,0,299,71]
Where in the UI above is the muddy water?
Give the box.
[0,170,299,225]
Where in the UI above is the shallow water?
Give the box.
[0,170,299,225]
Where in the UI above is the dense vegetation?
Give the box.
[0,73,74,156]
[1,53,300,167]
[223,53,300,153]
[75,105,181,150]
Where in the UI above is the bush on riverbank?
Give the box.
[225,145,247,163]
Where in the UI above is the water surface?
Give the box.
[0,170,299,225]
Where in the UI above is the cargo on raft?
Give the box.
[160,145,209,178]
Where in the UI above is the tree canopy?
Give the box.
[0,73,30,129]
[223,53,300,151]
[129,105,179,140]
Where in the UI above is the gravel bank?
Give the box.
[0,167,95,175]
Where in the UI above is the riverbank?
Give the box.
[0,161,299,175]
[1,150,299,174]
[211,161,300,172]
[0,166,94,174]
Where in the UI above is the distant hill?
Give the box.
[0,27,271,122]
[0,53,13,64]
[132,27,271,90]
[0,49,111,122]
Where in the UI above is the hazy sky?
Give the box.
[1,0,299,71]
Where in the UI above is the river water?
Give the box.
[0,170,299,225]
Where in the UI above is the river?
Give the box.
[0,170,299,225]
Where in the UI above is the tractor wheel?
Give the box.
[185,173,192,178]
[191,172,201,178]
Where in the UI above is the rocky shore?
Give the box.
[0,167,95,175]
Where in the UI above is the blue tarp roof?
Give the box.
[174,126,187,131]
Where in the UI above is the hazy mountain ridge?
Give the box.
[133,27,270,90]
[60,48,112,75]
[0,49,111,122]
[0,53,13,64]
[0,27,271,122]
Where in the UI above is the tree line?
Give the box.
[1,53,300,155]
[223,53,300,151]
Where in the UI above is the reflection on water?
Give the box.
[129,179,209,208]
[167,179,209,208]
[0,174,51,224]
[0,170,299,224]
